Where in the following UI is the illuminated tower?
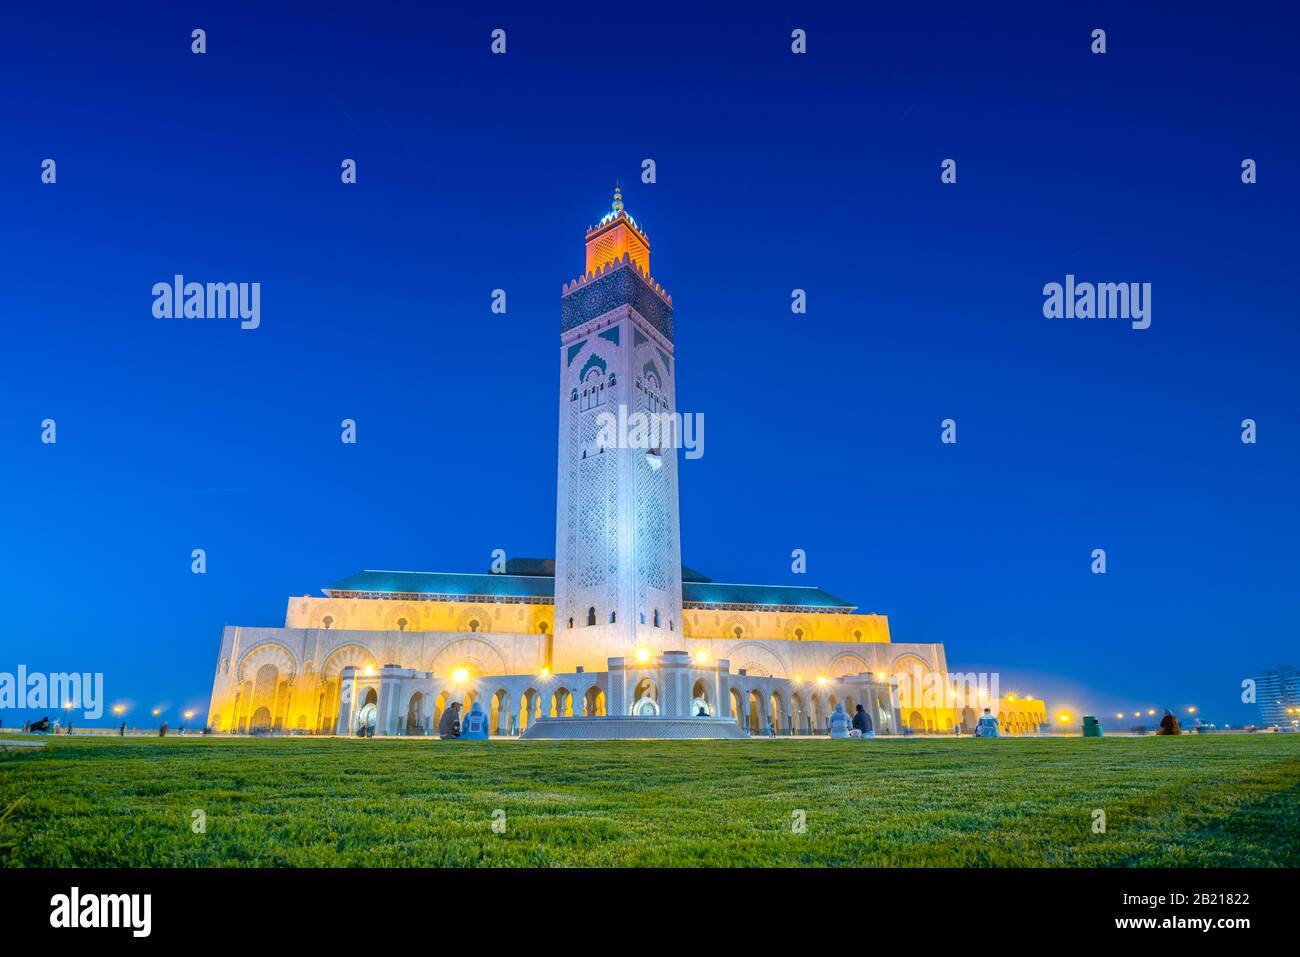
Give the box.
[553,186,683,673]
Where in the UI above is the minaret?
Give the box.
[553,186,684,675]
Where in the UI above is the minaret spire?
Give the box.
[585,183,649,275]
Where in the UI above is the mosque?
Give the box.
[206,188,1046,739]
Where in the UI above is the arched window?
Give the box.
[733,626,743,639]
[587,607,596,627]
[795,627,804,640]
[397,618,408,632]
[609,611,616,623]
[322,615,333,630]
[468,619,480,633]
[639,612,646,624]
[567,617,574,629]
[669,620,674,631]
[538,621,548,635]
[653,609,661,628]
[853,629,862,641]
[580,371,607,412]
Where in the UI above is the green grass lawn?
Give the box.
[1,733,1297,867]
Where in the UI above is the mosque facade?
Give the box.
[206,189,1046,739]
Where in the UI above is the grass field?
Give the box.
[2,733,1298,867]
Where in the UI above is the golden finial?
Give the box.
[612,183,624,213]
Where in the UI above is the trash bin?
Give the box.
[1082,715,1103,737]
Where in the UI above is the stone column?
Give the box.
[607,657,628,716]
[660,651,690,716]
[335,667,357,736]
[714,660,732,719]
[378,666,405,735]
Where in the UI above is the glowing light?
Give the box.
[539,667,550,679]
[1133,712,1141,718]
[363,665,374,676]
[1115,713,1124,719]
[152,709,161,717]
[1007,694,1017,701]
[63,702,74,711]
[1146,709,1155,716]
[875,672,886,681]
[1187,706,1196,714]
[1058,713,1071,723]
[635,648,650,663]
[816,676,828,686]
[452,667,469,684]
[183,711,194,720]
[694,650,709,663]
[112,705,125,716]
[794,674,803,683]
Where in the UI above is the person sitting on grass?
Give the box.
[973,708,1000,738]
[1157,709,1182,735]
[460,701,489,740]
[851,704,874,738]
[438,702,462,739]
[828,703,852,739]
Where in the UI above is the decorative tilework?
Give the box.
[562,266,673,342]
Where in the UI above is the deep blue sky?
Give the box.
[3,3,1296,727]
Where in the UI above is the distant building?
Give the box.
[1257,665,1300,728]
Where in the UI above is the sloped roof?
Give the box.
[324,567,854,610]
[681,581,853,609]
[325,570,553,600]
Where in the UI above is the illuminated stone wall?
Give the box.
[285,594,889,644]
[206,624,547,735]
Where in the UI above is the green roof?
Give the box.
[324,567,854,610]
[681,581,853,609]
[325,570,553,600]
